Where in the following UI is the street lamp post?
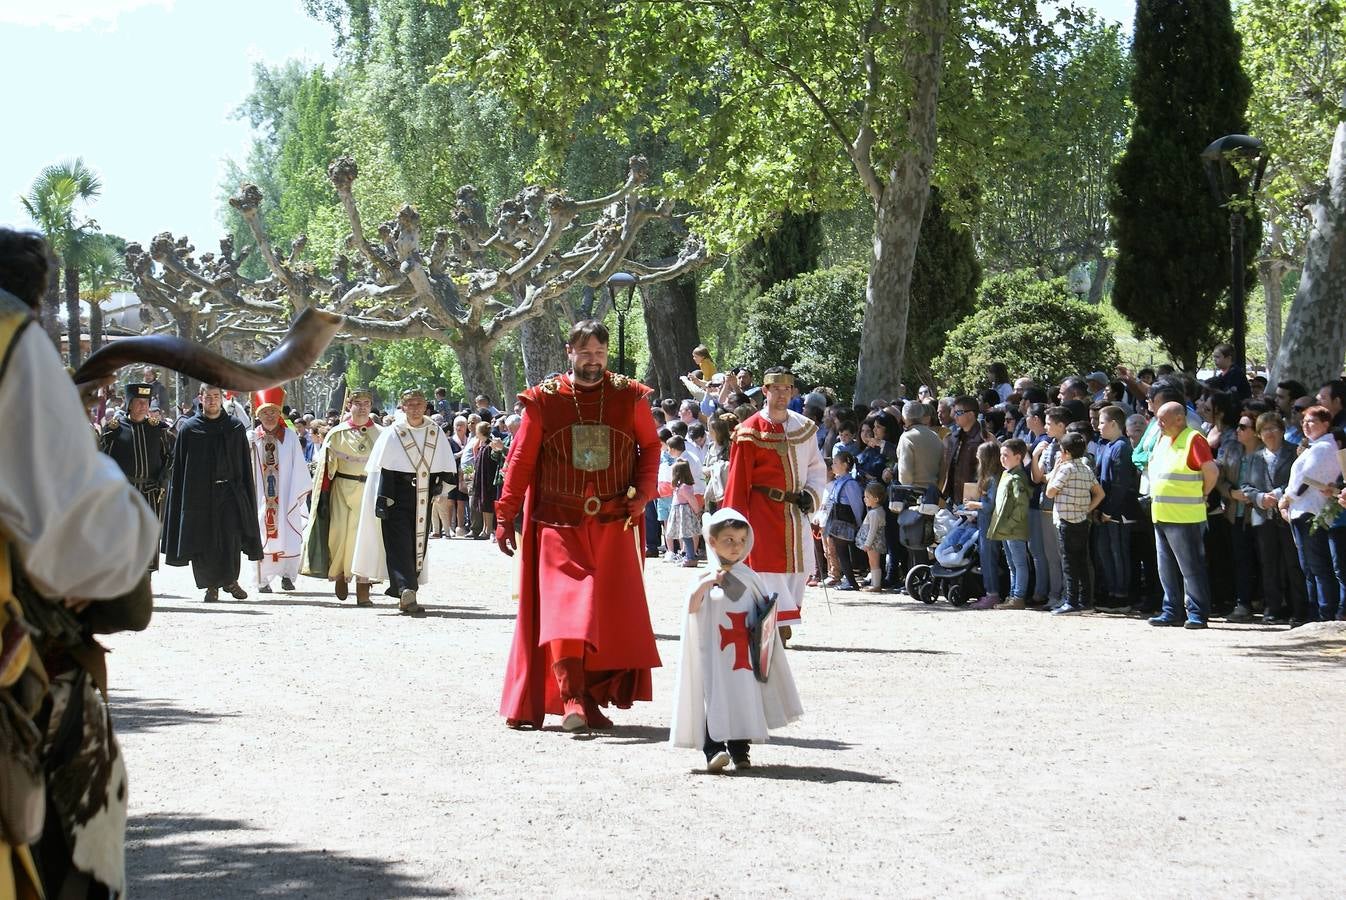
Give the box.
[606,272,638,377]
[1201,134,1268,377]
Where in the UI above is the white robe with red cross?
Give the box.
[249,424,310,587]
[670,554,803,748]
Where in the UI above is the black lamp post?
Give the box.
[606,272,637,377]
[1201,134,1268,377]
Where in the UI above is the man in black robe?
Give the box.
[162,384,263,601]
[99,382,175,570]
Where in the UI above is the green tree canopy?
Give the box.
[444,0,1072,403]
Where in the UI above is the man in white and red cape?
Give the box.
[723,367,828,642]
[249,387,310,593]
[495,320,662,732]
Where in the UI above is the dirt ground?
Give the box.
[109,539,1346,898]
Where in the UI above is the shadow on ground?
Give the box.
[789,644,949,655]
[127,813,454,898]
[110,694,238,735]
[696,765,895,785]
[152,605,269,616]
[1234,637,1346,670]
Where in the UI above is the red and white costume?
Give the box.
[496,371,663,727]
[723,410,828,626]
[249,389,310,588]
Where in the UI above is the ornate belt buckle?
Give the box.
[768,487,786,503]
[583,496,602,516]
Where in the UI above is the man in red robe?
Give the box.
[495,320,662,732]
[723,367,829,642]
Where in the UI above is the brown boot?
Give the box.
[551,658,588,732]
[335,579,349,601]
[355,582,373,607]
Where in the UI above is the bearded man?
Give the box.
[302,388,383,605]
[495,320,662,732]
[723,367,828,642]
[352,389,457,614]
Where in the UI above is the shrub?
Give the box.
[930,271,1119,394]
[735,266,865,401]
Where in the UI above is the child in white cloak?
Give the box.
[670,507,804,772]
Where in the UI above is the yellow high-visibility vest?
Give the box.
[1150,427,1207,524]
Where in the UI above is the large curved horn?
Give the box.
[73,308,345,392]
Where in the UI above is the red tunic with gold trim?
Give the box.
[723,410,828,623]
[496,371,662,726]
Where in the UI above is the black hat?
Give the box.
[128,383,153,402]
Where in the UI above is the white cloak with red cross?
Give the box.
[670,510,803,748]
[249,424,310,586]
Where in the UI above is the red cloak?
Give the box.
[496,372,662,726]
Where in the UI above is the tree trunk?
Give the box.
[499,349,519,402]
[1272,107,1346,390]
[1258,258,1290,375]
[41,263,61,347]
[640,276,700,398]
[64,265,82,368]
[851,0,947,405]
[519,309,567,388]
[1088,252,1113,306]
[89,300,103,355]
[452,333,500,403]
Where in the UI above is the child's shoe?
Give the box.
[705,750,731,772]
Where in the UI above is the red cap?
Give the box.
[252,387,286,414]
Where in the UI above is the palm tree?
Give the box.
[81,234,126,354]
[20,159,103,367]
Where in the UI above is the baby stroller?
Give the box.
[902,501,983,607]
[890,484,938,600]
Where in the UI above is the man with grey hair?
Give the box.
[935,397,954,439]
[897,402,944,489]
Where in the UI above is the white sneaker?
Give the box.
[706,750,731,772]
[399,589,421,614]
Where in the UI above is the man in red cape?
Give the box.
[495,320,662,732]
[723,367,828,642]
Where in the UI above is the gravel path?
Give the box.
[109,539,1346,898]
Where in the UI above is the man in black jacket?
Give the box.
[161,384,263,602]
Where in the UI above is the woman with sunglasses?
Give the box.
[1279,405,1345,622]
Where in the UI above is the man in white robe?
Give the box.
[249,388,310,592]
[352,389,457,614]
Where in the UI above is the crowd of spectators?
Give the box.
[651,344,1346,629]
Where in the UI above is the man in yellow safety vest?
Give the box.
[1147,401,1220,629]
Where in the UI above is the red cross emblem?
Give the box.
[718,611,752,672]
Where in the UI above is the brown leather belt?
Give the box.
[753,485,803,504]
[334,472,368,482]
[541,493,631,517]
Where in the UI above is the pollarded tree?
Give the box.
[447,0,1071,404]
[1109,0,1258,372]
[126,156,705,398]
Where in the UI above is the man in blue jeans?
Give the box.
[1147,402,1220,629]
